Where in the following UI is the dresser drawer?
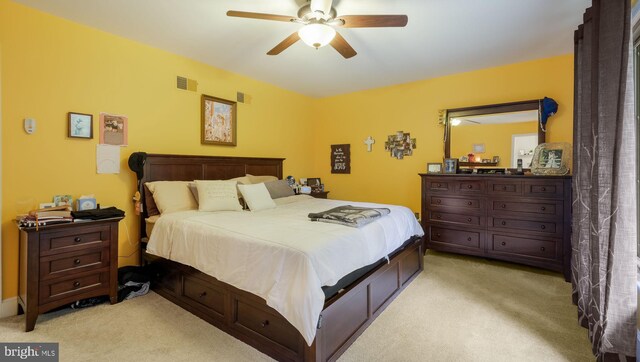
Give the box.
[488,233,559,261]
[454,180,484,194]
[429,196,483,211]
[429,211,484,227]
[523,180,565,199]
[490,217,560,235]
[429,226,483,250]
[488,180,522,196]
[427,179,452,193]
[40,248,109,280]
[233,298,299,353]
[182,275,226,318]
[40,224,111,256]
[39,270,109,304]
[490,200,563,218]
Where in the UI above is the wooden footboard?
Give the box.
[143,237,423,362]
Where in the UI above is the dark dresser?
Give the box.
[18,218,122,331]
[420,174,571,280]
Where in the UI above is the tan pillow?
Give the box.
[246,174,278,184]
[230,175,253,185]
[196,180,243,212]
[238,183,277,211]
[145,181,198,214]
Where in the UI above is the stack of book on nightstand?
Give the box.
[17,205,73,227]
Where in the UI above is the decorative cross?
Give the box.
[364,136,375,152]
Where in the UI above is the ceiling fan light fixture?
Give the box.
[310,0,333,15]
[298,23,336,49]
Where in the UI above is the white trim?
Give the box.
[0,297,17,318]
[0,41,4,303]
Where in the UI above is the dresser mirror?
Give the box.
[444,100,545,168]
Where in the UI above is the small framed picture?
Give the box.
[307,178,322,191]
[492,156,500,163]
[443,158,459,174]
[427,163,442,174]
[53,194,73,207]
[68,112,93,139]
[531,142,572,175]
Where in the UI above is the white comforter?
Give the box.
[146,195,424,345]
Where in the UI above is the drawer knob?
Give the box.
[541,187,547,191]
[540,225,546,230]
[467,201,472,206]
[541,207,546,211]
[502,186,507,191]
[261,320,270,328]
[467,218,472,222]
[74,258,81,265]
[436,215,441,219]
[501,221,506,226]
[501,242,506,246]
[199,291,207,298]
[501,204,506,208]
[437,183,442,187]
[74,237,82,243]
[435,233,441,237]
[73,281,81,288]
[467,237,472,241]
[467,185,473,189]
[540,247,546,252]
[436,199,441,204]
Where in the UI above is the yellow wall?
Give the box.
[311,55,574,213]
[0,0,315,298]
[0,0,575,299]
[451,121,538,167]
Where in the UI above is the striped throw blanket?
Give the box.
[308,205,391,228]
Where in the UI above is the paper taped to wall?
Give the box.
[97,144,120,174]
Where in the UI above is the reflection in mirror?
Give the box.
[444,100,544,169]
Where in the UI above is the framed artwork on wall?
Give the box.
[201,94,237,146]
[99,113,128,146]
[68,112,93,139]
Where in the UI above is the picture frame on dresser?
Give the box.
[427,163,443,174]
[443,158,458,174]
[531,142,572,175]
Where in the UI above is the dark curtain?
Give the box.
[572,0,637,360]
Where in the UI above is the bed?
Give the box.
[138,154,424,362]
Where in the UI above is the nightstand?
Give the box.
[310,191,329,199]
[18,217,123,331]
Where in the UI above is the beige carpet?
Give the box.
[0,251,593,361]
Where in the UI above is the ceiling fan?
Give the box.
[227,0,408,59]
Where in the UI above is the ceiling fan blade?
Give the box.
[267,32,301,55]
[337,15,408,28]
[227,10,296,23]
[330,32,357,59]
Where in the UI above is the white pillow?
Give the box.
[145,181,198,214]
[238,183,277,211]
[196,180,242,212]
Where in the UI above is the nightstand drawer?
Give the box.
[40,224,111,256]
[40,248,109,280]
[39,270,110,304]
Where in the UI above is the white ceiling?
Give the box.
[15,0,591,98]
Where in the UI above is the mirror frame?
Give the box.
[444,99,545,160]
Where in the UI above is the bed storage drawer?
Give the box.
[233,298,300,353]
[182,275,226,318]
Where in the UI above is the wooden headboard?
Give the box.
[138,153,285,239]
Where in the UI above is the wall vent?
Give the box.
[237,92,245,103]
[236,92,252,104]
[177,76,197,92]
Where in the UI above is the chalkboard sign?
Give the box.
[331,144,351,174]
